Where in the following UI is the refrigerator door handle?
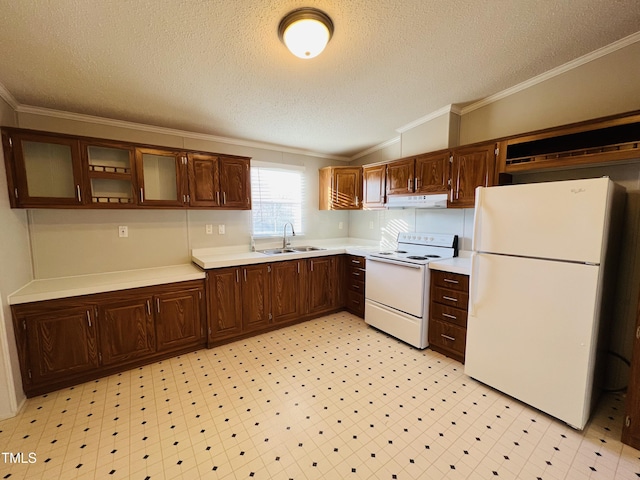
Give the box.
[469,252,479,317]
[472,186,484,251]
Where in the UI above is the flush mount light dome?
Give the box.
[278,8,334,59]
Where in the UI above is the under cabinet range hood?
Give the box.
[386,193,448,209]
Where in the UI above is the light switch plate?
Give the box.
[218,224,226,235]
[206,224,213,234]
[118,226,128,238]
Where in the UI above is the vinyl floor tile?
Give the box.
[1,312,639,479]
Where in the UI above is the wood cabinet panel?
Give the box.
[449,143,496,208]
[308,257,336,314]
[208,267,243,341]
[386,158,414,195]
[241,264,271,332]
[155,287,204,352]
[83,140,137,207]
[623,294,640,449]
[319,166,362,210]
[187,152,221,207]
[345,255,366,318]
[429,319,467,356]
[219,157,251,209]
[415,152,449,194]
[362,164,386,209]
[135,147,186,207]
[97,297,155,365]
[271,260,305,324]
[24,306,99,384]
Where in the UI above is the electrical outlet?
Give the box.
[338,222,344,230]
[369,221,374,230]
[218,224,226,235]
[118,226,128,238]
[205,224,213,235]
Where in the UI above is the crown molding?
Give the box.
[350,136,400,161]
[395,104,462,134]
[0,82,19,110]
[12,104,351,162]
[460,31,640,115]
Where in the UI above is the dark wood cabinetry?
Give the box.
[307,256,337,314]
[449,143,496,208]
[386,158,414,195]
[187,153,251,209]
[319,166,362,210]
[271,260,306,324]
[345,255,366,318]
[11,280,206,397]
[241,264,272,332]
[428,270,470,363]
[362,164,386,209]
[207,267,243,342]
[415,152,450,194]
[1,127,251,210]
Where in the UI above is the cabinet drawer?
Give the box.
[431,270,469,292]
[429,319,466,356]
[348,279,365,293]
[432,286,469,310]
[348,267,366,281]
[347,255,366,268]
[430,303,467,328]
[347,290,365,317]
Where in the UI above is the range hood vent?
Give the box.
[385,193,448,209]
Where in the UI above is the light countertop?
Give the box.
[9,264,206,305]
[429,252,472,275]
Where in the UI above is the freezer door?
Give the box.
[465,253,602,429]
[473,178,612,264]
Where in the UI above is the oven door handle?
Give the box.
[366,256,423,269]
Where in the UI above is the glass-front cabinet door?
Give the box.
[9,131,84,207]
[135,147,186,207]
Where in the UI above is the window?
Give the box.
[251,162,305,237]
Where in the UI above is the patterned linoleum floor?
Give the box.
[0,312,638,480]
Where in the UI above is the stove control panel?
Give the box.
[397,232,457,248]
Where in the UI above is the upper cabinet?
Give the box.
[3,130,84,208]
[386,152,449,197]
[449,143,496,208]
[319,166,362,210]
[1,127,251,210]
[362,164,386,209]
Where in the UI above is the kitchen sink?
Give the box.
[291,246,326,252]
[259,248,297,255]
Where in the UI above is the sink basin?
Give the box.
[291,246,326,252]
[259,248,296,255]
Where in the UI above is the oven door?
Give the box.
[365,257,426,317]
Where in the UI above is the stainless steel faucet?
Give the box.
[283,222,296,248]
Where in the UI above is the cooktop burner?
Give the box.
[407,255,428,260]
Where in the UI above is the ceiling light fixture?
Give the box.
[278,8,334,59]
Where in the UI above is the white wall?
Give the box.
[0,98,30,418]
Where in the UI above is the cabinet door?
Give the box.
[386,158,414,195]
[155,287,205,352]
[308,257,335,314]
[136,147,186,207]
[415,152,449,194]
[83,141,137,207]
[187,152,221,207]
[8,131,84,207]
[208,268,243,341]
[623,299,640,449]
[242,264,271,332]
[219,157,251,209]
[271,260,305,323]
[332,167,362,209]
[449,143,496,208]
[25,306,99,384]
[97,296,155,365]
[362,164,386,208]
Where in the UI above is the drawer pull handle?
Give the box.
[443,296,458,302]
[352,284,360,289]
[443,278,459,284]
[441,334,456,342]
[351,259,360,264]
[442,313,457,320]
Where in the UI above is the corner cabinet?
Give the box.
[449,143,497,208]
[1,127,251,210]
[319,166,362,210]
[11,280,206,397]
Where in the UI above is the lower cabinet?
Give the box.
[207,255,345,346]
[345,255,366,318]
[12,279,206,397]
[428,270,470,363]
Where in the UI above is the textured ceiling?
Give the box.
[0,0,639,158]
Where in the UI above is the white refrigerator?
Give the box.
[464,177,625,430]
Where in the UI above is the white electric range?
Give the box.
[365,232,458,348]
